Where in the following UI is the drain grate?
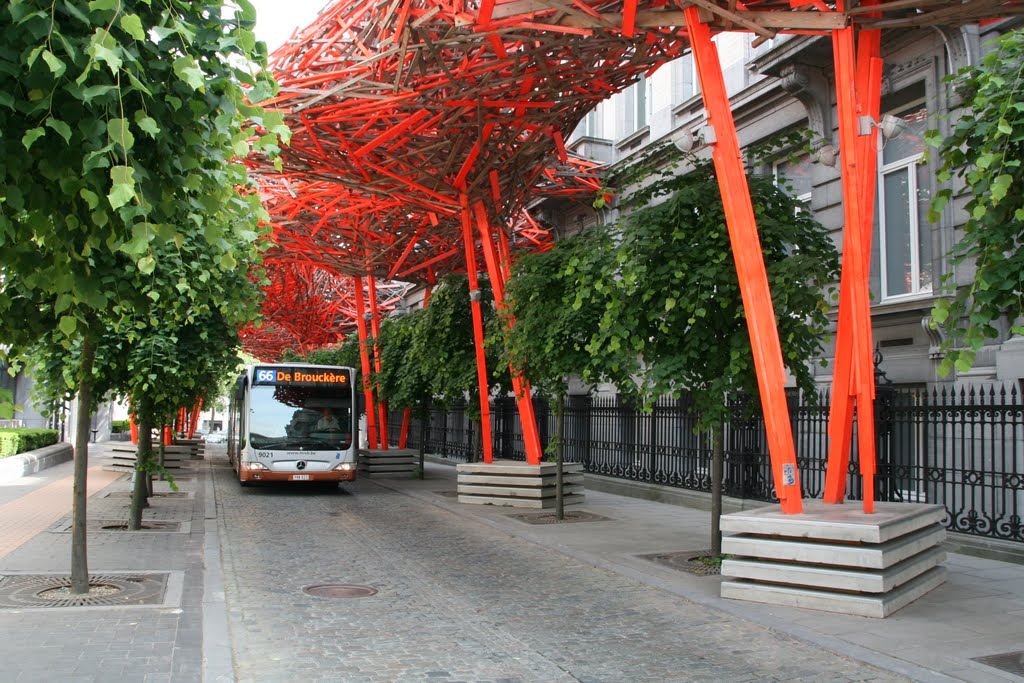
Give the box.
[972,651,1024,677]
[508,510,610,524]
[638,549,723,576]
[0,573,168,608]
[303,584,378,599]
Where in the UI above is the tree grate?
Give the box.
[638,549,723,576]
[972,651,1024,677]
[0,573,168,608]
[508,510,610,524]
[49,519,183,533]
[104,491,193,499]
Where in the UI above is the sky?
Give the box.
[250,1,329,52]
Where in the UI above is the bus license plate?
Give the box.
[291,474,310,481]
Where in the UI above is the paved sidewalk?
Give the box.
[0,443,209,683]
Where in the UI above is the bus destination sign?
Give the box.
[253,366,351,387]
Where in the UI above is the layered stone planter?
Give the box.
[359,448,418,478]
[456,460,584,508]
[720,500,947,618]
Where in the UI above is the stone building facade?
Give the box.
[552,20,1024,394]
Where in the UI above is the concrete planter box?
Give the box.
[0,442,74,481]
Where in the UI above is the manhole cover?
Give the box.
[0,574,168,608]
[508,510,610,524]
[639,550,724,576]
[303,584,378,598]
[973,651,1024,676]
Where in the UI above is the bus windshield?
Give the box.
[248,384,353,451]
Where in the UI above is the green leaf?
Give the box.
[976,152,999,170]
[990,174,1012,202]
[108,165,136,209]
[997,118,1013,135]
[88,0,119,10]
[173,56,206,92]
[41,50,67,77]
[134,112,160,137]
[137,255,156,275]
[59,316,77,336]
[45,118,72,143]
[88,28,122,74]
[81,84,116,102]
[107,117,134,152]
[26,45,45,68]
[22,127,45,150]
[119,14,146,41]
[79,188,100,209]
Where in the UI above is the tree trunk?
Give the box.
[470,418,480,464]
[711,421,725,557]
[418,411,426,480]
[130,408,154,530]
[555,392,565,521]
[70,335,97,594]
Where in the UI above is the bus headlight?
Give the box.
[332,462,355,472]
[242,462,269,471]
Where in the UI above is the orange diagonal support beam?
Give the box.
[686,6,803,513]
[823,18,883,512]
[353,275,379,450]
[473,199,544,465]
[460,192,494,463]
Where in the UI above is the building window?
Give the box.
[620,77,649,137]
[876,101,932,300]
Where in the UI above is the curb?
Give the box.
[0,443,74,482]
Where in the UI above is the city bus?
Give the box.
[227,364,358,486]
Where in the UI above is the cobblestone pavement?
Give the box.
[213,454,907,683]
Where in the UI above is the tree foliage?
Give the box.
[928,28,1024,374]
[506,150,839,431]
[374,312,434,416]
[0,0,285,588]
[503,225,617,398]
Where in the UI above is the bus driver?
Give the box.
[316,408,341,432]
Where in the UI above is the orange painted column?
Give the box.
[823,22,883,512]
[685,7,803,513]
[367,276,389,450]
[353,275,379,450]
[473,200,543,465]
[460,193,494,463]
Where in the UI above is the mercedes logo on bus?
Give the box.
[296,461,307,470]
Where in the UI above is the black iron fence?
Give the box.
[385,384,1024,544]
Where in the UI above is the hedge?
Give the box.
[111,419,131,433]
[0,429,60,458]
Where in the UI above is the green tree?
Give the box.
[506,150,839,552]
[928,29,1024,374]
[0,0,284,592]
[503,225,617,517]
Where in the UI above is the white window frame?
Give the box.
[877,99,931,302]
